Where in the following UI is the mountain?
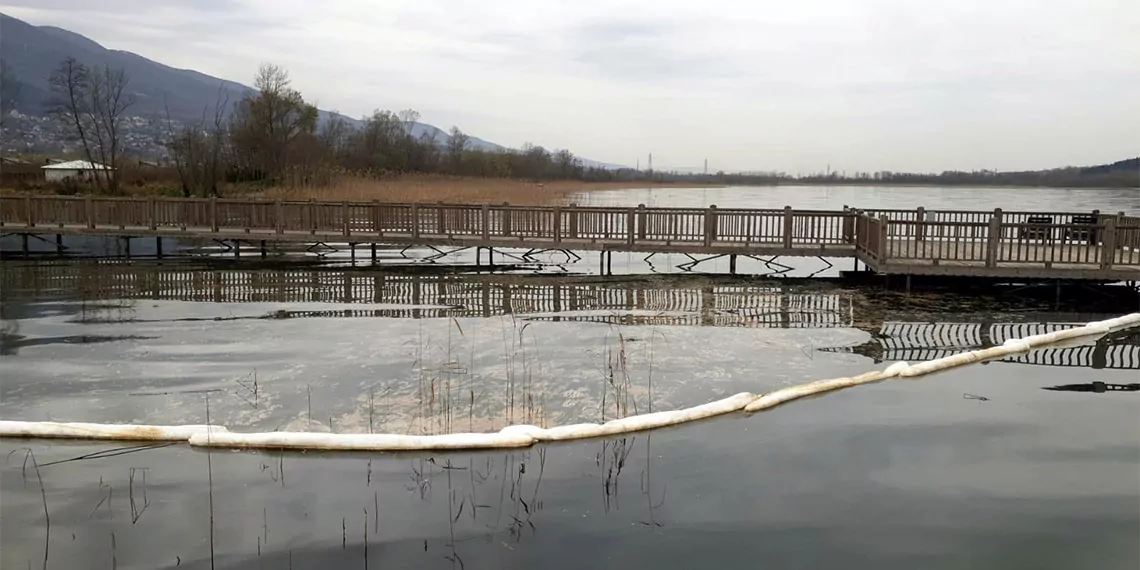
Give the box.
[0,12,508,153]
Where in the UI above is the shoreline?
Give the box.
[3,174,1133,207]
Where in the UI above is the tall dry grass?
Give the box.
[252,173,717,205]
[3,171,719,204]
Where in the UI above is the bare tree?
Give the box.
[446,126,469,173]
[554,149,581,178]
[165,85,230,197]
[230,63,317,182]
[48,58,135,193]
[48,58,100,188]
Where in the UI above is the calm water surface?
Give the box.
[1,184,1138,569]
[579,184,1140,215]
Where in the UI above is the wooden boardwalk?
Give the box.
[2,195,1138,281]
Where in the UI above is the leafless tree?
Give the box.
[48,57,135,193]
[165,85,230,197]
[446,126,469,173]
[229,63,317,182]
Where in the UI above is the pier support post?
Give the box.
[233,240,240,258]
[370,243,377,263]
[21,233,29,257]
[260,240,267,259]
[607,251,613,275]
[985,208,1003,268]
[729,254,737,274]
[475,246,482,267]
[1100,216,1116,270]
[156,237,163,259]
[124,237,131,258]
[782,206,794,249]
[56,234,63,255]
[350,243,356,264]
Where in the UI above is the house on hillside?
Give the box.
[41,160,113,182]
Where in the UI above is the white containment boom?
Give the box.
[0,421,228,441]
[2,312,1137,451]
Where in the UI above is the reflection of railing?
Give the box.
[828,321,1140,370]
[0,263,854,329]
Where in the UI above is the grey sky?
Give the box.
[4,0,1138,172]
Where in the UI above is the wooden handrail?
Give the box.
[3,195,1136,275]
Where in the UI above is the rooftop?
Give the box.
[41,160,114,170]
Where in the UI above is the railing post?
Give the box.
[1100,216,1116,270]
[782,206,794,248]
[342,201,350,237]
[275,201,284,234]
[481,204,490,241]
[627,207,636,246]
[985,208,1003,268]
[147,197,156,230]
[568,203,579,239]
[24,195,34,228]
[411,202,420,239]
[501,203,512,237]
[637,204,647,240]
[916,206,926,242]
[307,199,316,234]
[880,215,890,262]
[553,205,562,243]
[370,200,381,234]
[85,196,94,229]
[703,205,717,246]
[210,197,218,232]
[436,201,447,235]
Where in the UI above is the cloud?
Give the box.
[2,0,1137,172]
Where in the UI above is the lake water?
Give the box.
[579,184,1140,215]
[2,185,1139,569]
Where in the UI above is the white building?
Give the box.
[41,160,113,182]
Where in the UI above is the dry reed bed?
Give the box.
[253,175,717,205]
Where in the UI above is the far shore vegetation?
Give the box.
[1,60,1136,203]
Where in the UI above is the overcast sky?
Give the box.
[4,0,1138,173]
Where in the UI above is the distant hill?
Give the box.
[1079,157,1139,176]
[0,12,507,152]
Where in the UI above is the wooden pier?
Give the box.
[2,195,1138,281]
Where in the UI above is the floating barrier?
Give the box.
[3,313,1137,451]
[0,421,227,441]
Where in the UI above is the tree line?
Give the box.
[44,59,1138,196]
[48,60,619,197]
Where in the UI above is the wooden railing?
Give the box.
[855,207,1139,270]
[0,195,857,249]
[2,195,1135,273]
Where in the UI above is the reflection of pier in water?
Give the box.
[828,321,1140,370]
[1,263,854,328]
[5,263,1138,368]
